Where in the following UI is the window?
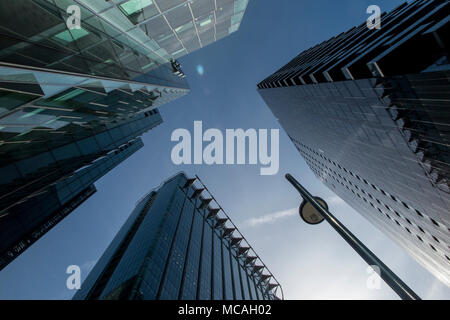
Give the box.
[431,218,439,227]
[120,0,154,16]
[54,28,90,43]
[52,88,85,102]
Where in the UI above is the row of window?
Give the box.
[293,138,447,233]
[177,182,279,300]
[297,143,450,263]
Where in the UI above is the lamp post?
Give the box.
[285,173,421,300]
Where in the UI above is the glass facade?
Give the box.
[1,0,174,76]
[0,0,249,74]
[0,136,143,270]
[0,0,210,270]
[0,110,162,211]
[0,0,189,175]
[0,0,190,159]
[117,0,250,59]
[257,0,450,286]
[0,111,161,271]
[73,173,282,300]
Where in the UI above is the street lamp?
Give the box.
[299,196,327,225]
[285,173,421,300]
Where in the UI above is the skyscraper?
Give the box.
[0,111,161,270]
[73,172,282,300]
[0,0,249,269]
[257,0,450,286]
[113,0,250,59]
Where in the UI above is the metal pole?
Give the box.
[285,173,421,300]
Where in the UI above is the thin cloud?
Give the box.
[327,195,345,206]
[424,278,447,300]
[245,207,297,227]
[81,260,97,273]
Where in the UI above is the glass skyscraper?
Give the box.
[73,173,282,300]
[0,0,249,270]
[0,111,160,270]
[258,0,449,286]
[114,0,250,59]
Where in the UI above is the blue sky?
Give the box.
[1,0,449,299]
